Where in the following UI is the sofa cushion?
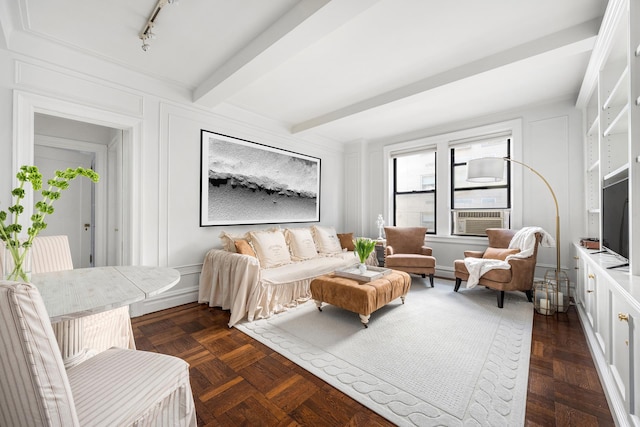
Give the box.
[234,240,257,257]
[337,232,355,251]
[483,247,520,260]
[219,231,249,253]
[285,228,318,260]
[249,229,292,268]
[312,226,343,254]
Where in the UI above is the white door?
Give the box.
[34,146,95,268]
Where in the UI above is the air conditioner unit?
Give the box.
[452,210,510,236]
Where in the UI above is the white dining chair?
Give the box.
[30,235,136,358]
[0,280,196,427]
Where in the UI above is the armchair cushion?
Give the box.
[483,247,520,260]
[384,226,427,254]
[385,254,436,269]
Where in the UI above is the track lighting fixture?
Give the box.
[139,0,177,52]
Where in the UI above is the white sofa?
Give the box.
[198,226,377,327]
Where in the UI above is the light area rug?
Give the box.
[235,278,533,426]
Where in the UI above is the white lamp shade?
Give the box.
[466,157,505,182]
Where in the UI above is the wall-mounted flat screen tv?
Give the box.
[601,168,629,263]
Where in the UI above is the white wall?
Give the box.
[0,48,345,316]
[346,99,585,284]
[0,40,587,314]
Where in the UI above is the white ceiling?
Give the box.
[0,0,608,143]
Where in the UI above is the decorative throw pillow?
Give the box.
[234,240,256,258]
[337,232,355,251]
[483,247,520,260]
[219,231,249,252]
[285,228,318,260]
[312,226,343,254]
[249,229,292,268]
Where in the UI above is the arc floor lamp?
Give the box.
[466,157,563,311]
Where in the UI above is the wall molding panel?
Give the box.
[15,60,144,117]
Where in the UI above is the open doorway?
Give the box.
[34,113,123,267]
[13,91,140,266]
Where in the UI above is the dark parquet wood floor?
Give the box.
[132,280,615,426]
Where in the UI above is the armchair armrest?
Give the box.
[464,250,484,258]
[506,256,534,268]
[420,246,433,256]
[385,246,395,256]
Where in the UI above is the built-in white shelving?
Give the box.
[603,162,630,181]
[602,104,629,137]
[602,66,628,110]
[587,115,599,136]
[575,0,640,424]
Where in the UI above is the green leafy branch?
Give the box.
[0,165,99,281]
[353,237,376,264]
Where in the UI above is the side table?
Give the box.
[374,239,386,266]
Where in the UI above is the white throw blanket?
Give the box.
[464,226,555,288]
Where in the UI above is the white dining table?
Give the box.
[30,265,180,366]
[31,265,180,323]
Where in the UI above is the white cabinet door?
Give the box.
[585,264,598,327]
[595,273,611,358]
[610,292,638,420]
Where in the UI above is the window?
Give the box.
[384,118,521,237]
[451,137,511,209]
[392,149,436,232]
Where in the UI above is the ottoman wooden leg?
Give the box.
[314,300,323,311]
[359,314,370,328]
[401,294,407,304]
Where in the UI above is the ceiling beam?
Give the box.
[193,0,380,108]
[291,19,601,134]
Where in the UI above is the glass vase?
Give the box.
[2,244,32,283]
[358,263,367,274]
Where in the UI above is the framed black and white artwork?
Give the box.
[200,130,321,226]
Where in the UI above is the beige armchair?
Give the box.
[453,228,541,308]
[0,280,196,427]
[383,226,436,286]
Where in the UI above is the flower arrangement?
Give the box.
[0,165,100,282]
[353,237,376,265]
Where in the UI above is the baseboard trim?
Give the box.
[130,285,199,318]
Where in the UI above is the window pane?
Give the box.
[395,193,435,230]
[453,188,509,209]
[396,151,435,192]
[453,164,507,189]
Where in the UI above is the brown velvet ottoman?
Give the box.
[310,270,411,327]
